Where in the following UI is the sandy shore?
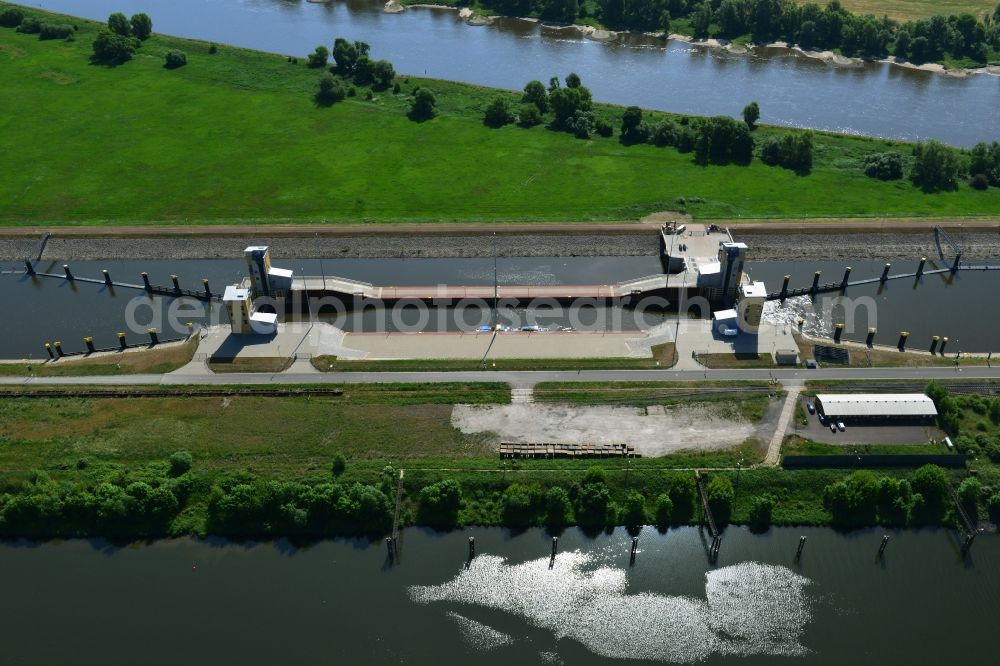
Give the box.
[387,3,994,76]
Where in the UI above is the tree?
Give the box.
[705,475,735,525]
[623,491,647,527]
[824,470,880,526]
[748,494,775,532]
[130,13,152,40]
[969,141,1000,187]
[582,465,607,485]
[315,73,347,104]
[107,12,131,37]
[372,59,395,88]
[417,480,462,529]
[694,116,754,166]
[545,486,573,529]
[910,464,950,520]
[502,483,537,527]
[522,80,548,113]
[911,140,962,191]
[574,483,613,528]
[548,85,592,129]
[484,96,515,127]
[565,72,582,88]
[333,37,359,72]
[620,106,649,144]
[989,399,1000,425]
[331,453,347,476]
[654,493,673,529]
[957,477,981,512]
[894,29,911,58]
[307,45,329,68]
[742,101,760,130]
[863,151,904,180]
[594,117,613,137]
[92,29,139,64]
[692,2,712,39]
[518,104,542,127]
[409,88,437,120]
[798,20,819,47]
[164,50,187,69]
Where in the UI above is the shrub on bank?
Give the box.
[92,28,139,64]
[169,450,193,476]
[164,50,187,69]
[16,17,40,34]
[39,23,73,40]
[409,88,437,120]
[518,104,542,128]
[863,151,904,180]
[483,96,514,128]
[315,73,347,105]
[307,45,328,68]
[0,7,25,28]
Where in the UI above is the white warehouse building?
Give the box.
[814,394,938,422]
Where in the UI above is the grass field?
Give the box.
[797,0,998,21]
[781,434,954,456]
[207,356,294,373]
[1,4,998,226]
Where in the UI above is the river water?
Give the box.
[1,255,997,357]
[30,0,1000,146]
[1,526,997,664]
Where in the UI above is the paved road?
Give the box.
[1,366,998,387]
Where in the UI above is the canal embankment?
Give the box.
[2,226,999,261]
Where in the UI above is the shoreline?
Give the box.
[391,2,1000,77]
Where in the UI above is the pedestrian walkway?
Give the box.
[765,384,803,466]
[510,386,534,404]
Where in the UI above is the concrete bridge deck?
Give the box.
[291,273,680,300]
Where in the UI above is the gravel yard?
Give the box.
[451,400,781,457]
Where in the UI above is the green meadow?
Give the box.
[1,3,998,226]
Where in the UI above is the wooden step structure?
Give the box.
[499,442,638,459]
[696,471,722,562]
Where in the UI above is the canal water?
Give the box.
[29,0,1000,146]
[1,526,997,664]
[1,255,997,357]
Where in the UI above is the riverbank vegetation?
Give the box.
[1,381,996,538]
[1,3,998,225]
[415,0,1000,68]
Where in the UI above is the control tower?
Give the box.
[244,246,294,298]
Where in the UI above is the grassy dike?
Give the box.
[1,3,998,225]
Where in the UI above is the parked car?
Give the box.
[830,423,837,433]
[837,422,846,432]
[806,401,815,414]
